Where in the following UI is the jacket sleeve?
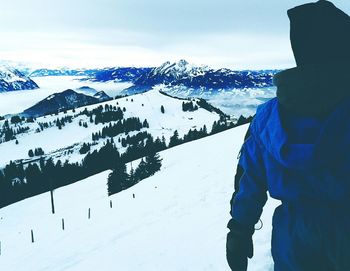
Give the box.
[229,126,268,228]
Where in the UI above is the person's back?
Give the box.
[226,1,350,270]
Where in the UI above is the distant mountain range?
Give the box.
[29,69,99,77]
[80,60,278,95]
[0,66,39,92]
[1,60,279,96]
[30,67,152,83]
[22,89,111,117]
[129,60,278,91]
[85,67,152,82]
[28,60,279,92]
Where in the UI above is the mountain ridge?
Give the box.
[0,66,39,92]
[22,89,111,117]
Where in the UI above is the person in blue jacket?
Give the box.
[226,1,350,270]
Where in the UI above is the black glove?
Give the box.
[226,219,254,271]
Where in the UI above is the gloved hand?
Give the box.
[226,219,254,271]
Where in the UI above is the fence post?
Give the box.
[110,200,113,208]
[50,189,55,214]
[62,218,65,230]
[31,230,34,243]
[88,208,91,219]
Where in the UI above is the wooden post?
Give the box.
[110,200,113,208]
[31,230,34,243]
[62,218,65,230]
[133,193,135,199]
[50,189,55,214]
[88,208,91,219]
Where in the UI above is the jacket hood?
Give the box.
[274,66,350,118]
[252,98,350,170]
[288,0,350,67]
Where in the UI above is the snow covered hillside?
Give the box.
[0,124,279,271]
[0,88,222,167]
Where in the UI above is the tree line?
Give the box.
[0,114,252,208]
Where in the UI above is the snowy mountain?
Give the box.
[79,60,278,94]
[21,89,109,117]
[0,66,39,92]
[133,59,209,85]
[29,68,100,77]
[128,60,278,92]
[0,124,279,271]
[86,67,152,82]
[75,86,99,96]
[92,91,111,101]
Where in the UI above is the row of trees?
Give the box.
[79,104,124,125]
[92,117,149,141]
[182,101,199,112]
[0,132,166,208]
[28,148,45,157]
[0,125,30,143]
[0,114,252,208]
[107,153,162,195]
[56,116,73,129]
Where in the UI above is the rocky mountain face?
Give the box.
[0,66,39,92]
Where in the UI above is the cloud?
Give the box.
[0,0,349,69]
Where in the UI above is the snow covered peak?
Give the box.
[0,65,39,92]
[132,60,277,90]
[152,60,209,79]
[0,66,26,83]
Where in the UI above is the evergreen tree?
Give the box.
[145,153,162,175]
[79,143,90,154]
[169,130,181,147]
[134,158,148,181]
[0,170,9,207]
[128,167,137,186]
[202,125,208,135]
[161,135,167,148]
[143,119,149,128]
[161,105,165,114]
[10,115,21,124]
[108,163,129,195]
[25,163,46,195]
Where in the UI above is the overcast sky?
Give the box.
[0,0,349,69]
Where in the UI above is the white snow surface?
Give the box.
[0,125,280,271]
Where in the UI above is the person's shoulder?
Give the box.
[251,98,278,133]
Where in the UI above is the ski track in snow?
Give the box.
[0,125,280,271]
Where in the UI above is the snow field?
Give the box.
[0,124,279,271]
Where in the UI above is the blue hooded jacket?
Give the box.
[231,96,350,227]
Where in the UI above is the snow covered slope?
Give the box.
[0,125,279,271]
[0,66,38,92]
[0,88,221,167]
